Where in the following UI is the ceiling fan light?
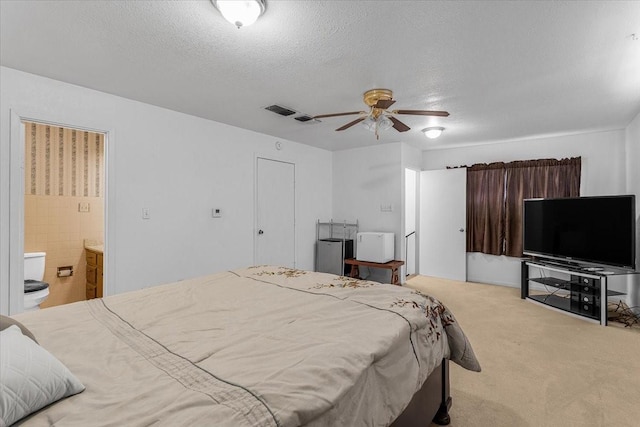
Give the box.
[361,116,377,131]
[423,127,444,139]
[213,0,266,28]
[362,115,393,132]
[378,115,393,131]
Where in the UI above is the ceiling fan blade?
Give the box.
[374,99,396,109]
[336,117,365,131]
[393,110,450,117]
[313,111,363,119]
[389,116,410,132]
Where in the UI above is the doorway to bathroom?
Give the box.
[22,121,106,309]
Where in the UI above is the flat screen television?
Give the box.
[523,195,636,269]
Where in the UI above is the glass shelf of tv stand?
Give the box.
[526,258,637,276]
[526,279,626,322]
[521,259,637,325]
[527,276,626,297]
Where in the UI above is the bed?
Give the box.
[1,266,480,426]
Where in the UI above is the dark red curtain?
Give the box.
[504,157,581,257]
[466,162,506,255]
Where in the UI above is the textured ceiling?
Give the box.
[1,1,639,152]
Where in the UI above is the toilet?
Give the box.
[24,252,50,311]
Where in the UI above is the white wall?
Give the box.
[626,111,640,266]
[401,143,423,175]
[625,111,640,312]
[330,142,422,283]
[421,129,629,287]
[332,143,403,283]
[0,67,332,315]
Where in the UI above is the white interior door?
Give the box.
[256,158,295,268]
[419,168,467,281]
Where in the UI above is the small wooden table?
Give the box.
[344,258,405,285]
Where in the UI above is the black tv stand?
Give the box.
[521,258,638,326]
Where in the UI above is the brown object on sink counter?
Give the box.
[85,245,103,299]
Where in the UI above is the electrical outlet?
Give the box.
[78,202,90,213]
[212,208,222,218]
[380,204,393,212]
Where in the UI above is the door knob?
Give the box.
[459,228,465,232]
[258,229,264,235]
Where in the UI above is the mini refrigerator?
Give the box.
[316,238,354,276]
[356,232,394,263]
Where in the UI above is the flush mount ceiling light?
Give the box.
[212,0,266,28]
[422,127,445,139]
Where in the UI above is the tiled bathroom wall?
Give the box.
[24,122,104,308]
[24,196,104,307]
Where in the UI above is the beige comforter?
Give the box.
[15,266,479,427]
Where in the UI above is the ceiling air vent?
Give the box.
[265,105,296,116]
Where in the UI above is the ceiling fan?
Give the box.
[313,89,449,139]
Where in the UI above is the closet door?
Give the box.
[419,168,466,281]
[255,157,295,268]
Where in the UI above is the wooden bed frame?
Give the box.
[391,359,451,426]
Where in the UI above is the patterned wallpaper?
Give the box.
[24,122,104,197]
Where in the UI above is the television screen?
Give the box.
[523,195,636,269]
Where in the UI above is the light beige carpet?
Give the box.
[405,276,640,427]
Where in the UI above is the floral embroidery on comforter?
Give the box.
[240,266,481,372]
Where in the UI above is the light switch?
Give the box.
[78,202,90,213]
[212,208,222,218]
[142,208,151,219]
[380,204,393,212]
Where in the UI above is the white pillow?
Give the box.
[0,325,85,426]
